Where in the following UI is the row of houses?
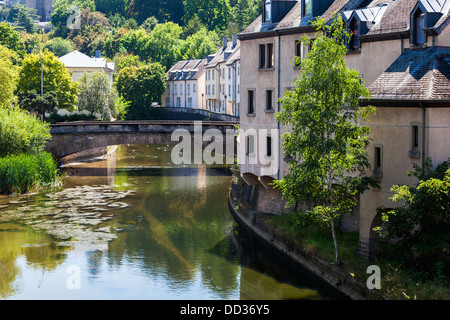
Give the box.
[163,0,450,259]
[161,35,241,117]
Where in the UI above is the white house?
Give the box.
[59,50,115,82]
[162,58,207,109]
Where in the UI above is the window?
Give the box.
[212,70,215,80]
[302,0,312,17]
[193,84,196,92]
[264,0,272,22]
[259,43,274,69]
[246,135,255,156]
[413,10,426,45]
[247,90,255,115]
[373,145,383,178]
[187,98,192,108]
[266,136,272,158]
[177,97,181,107]
[409,123,421,158]
[265,89,274,111]
[212,85,215,95]
[187,84,190,95]
[348,20,360,50]
[174,84,177,94]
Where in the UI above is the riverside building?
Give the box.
[237,0,450,258]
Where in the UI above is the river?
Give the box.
[0,144,343,300]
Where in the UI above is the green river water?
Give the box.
[0,144,342,300]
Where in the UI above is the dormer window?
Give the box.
[348,19,360,51]
[412,8,426,45]
[264,0,272,22]
[302,0,312,17]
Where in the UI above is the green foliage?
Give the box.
[0,152,60,194]
[183,0,232,31]
[0,106,52,157]
[16,50,78,111]
[116,63,166,119]
[7,3,39,33]
[0,21,25,57]
[180,27,220,60]
[273,14,377,265]
[377,158,450,276]
[44,37,74,57]
[0,45,19,107]
[77,72,119,120]
[17,90,58,119]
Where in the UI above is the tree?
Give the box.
[116,63,166,119]
[146,22,183,71]
[376,158,450,274]
[183,0,232,31]
[273,15,378,265]
[0,45,19,107]
[77,72,119,120]
[17,90,58,120]
[44,37,74,57]
[0,21,25,58]
[180,27,220,60]
[16,50,78,111]
[7,3,39,33]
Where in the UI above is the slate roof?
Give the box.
[240,0,450,38]
[368,47,450,101]
[240,0,370,35]
[206,39,240,68]
[167,58,206,81]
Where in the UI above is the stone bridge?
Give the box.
[46,120,239,160]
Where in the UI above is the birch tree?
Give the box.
[273,14,378,265]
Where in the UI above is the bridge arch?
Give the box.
[46,120,239,160]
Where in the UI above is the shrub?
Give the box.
[0,152,60,194]
[0,106,52,157]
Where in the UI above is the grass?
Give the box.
[0,152,63,195]
[267,212,450,300]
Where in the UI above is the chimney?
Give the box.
[232,34,237,49]
[223,36,228,50]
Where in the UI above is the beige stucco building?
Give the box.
[238,0,450,258]
[161,58,207,109]
[204,35,241,115]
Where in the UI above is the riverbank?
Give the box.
[228,175,384,300]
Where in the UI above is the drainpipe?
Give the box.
[420,102,426,168]
[276,31,281,181]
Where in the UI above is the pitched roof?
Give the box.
[167,58,206,81]
[205,39,240,68]
[240,0,373,36]
[368,47,450,101]
[59,50,114,70]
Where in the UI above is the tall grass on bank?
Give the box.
[0,152,61,194]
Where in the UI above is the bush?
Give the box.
[0,106,52,157]
[0,152,60,194]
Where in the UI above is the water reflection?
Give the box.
[0,144,333,300]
